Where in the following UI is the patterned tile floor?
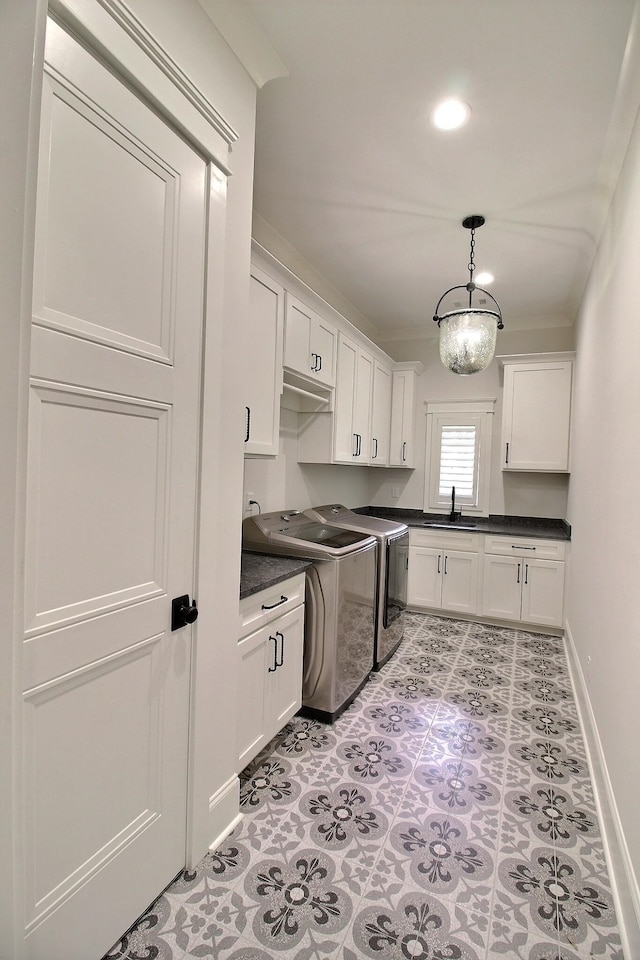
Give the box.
[105,613,624,960]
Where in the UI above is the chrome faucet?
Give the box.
[449,485,461,522]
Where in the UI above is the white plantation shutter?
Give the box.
[424,401,495,514]
[438,424,477,498]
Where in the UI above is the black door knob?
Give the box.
[171,594,199,631]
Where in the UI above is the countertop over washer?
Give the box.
[240,551,312,600]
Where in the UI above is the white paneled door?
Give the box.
[23,18,207,960]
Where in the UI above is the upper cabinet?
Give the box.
[333,334,374,464]
[370,360,392,466]
[244,267,284,457]
[284,293,337,388]
[499,353,575,472]
[389,363,424,468]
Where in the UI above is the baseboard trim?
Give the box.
[564,618,640,959]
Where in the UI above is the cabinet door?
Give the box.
[389,370,417,467]
[237,624,270,769]
[283,294,313,376]
[521,559,565,628]
[502,361,573,471]
[333,334,358,463]
[269,605,305,730]
[407,547,442,608]
[312,317,337,387]
[353,348,374,464]
[481,555,522,622]
[371,361,391,465]
[245,268,284,456]
[441,550,479,615]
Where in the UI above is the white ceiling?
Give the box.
[246,0,639,341]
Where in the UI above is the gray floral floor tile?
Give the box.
[102,613,623,960]
[497,847,618,949]
[345,886,487,959]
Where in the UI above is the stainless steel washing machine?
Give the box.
[304,505,409,669]
[242,510,377,721]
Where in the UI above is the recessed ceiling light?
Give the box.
[475,271,494,285]
[431,98,470,131]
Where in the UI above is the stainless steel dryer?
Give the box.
[242,510,377,722]
[304,505,409,669]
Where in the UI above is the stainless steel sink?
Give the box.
[421,522,477,530]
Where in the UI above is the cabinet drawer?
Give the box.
[483,535,566,562]
[410,528,481,552]
[240,573,305,635]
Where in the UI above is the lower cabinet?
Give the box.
[407,530,480,616]
[407,529,566,628]
[481,554,565,627]
[238,575,305,770]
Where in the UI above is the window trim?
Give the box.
[424,399,495,517]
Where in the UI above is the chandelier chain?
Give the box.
[468,227,476,279]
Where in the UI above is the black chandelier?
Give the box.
[433,215,504,374]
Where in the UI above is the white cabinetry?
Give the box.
[284,293,337,388]
[481,536,566,628]
[334,333,374,463]
[407,528,480,615]
[370,360,392,466]
[389,363,423,467]
[237,574,305,769]
[245,266,284,456]
[499,353,574,471]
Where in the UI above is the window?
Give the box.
[424,400,495,516]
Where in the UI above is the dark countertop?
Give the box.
[240,551,312,600]
[354,506,571,541]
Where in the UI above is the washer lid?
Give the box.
[305,504,408,538]
[242,510,376,559]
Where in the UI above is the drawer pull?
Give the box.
[511,545,536,551]
[262,595,288,610]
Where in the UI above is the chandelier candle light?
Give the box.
[433,215,504,374]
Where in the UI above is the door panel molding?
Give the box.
[23,633,164,927]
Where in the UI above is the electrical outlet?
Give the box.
[391,486,400,499]
[245,491,255,514]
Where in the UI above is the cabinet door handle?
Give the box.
[353,433,359,457]
[310,352,318,372]
[444,555,448,575]
[275,630,285,668]
[317,354,322,372]
[517,562,521,584]
[524,563,528,585]
[372,437,378,459]
[261,595,288,610]
[402,441,407,462]
[437,554,441,574]
[268,635,278,672]
[245,406,251,442]
[357,434,362,456]
[505,441,509,465]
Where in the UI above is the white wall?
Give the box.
[244,407,371,514]
[370,326,575,517]
[566,94,640,943]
